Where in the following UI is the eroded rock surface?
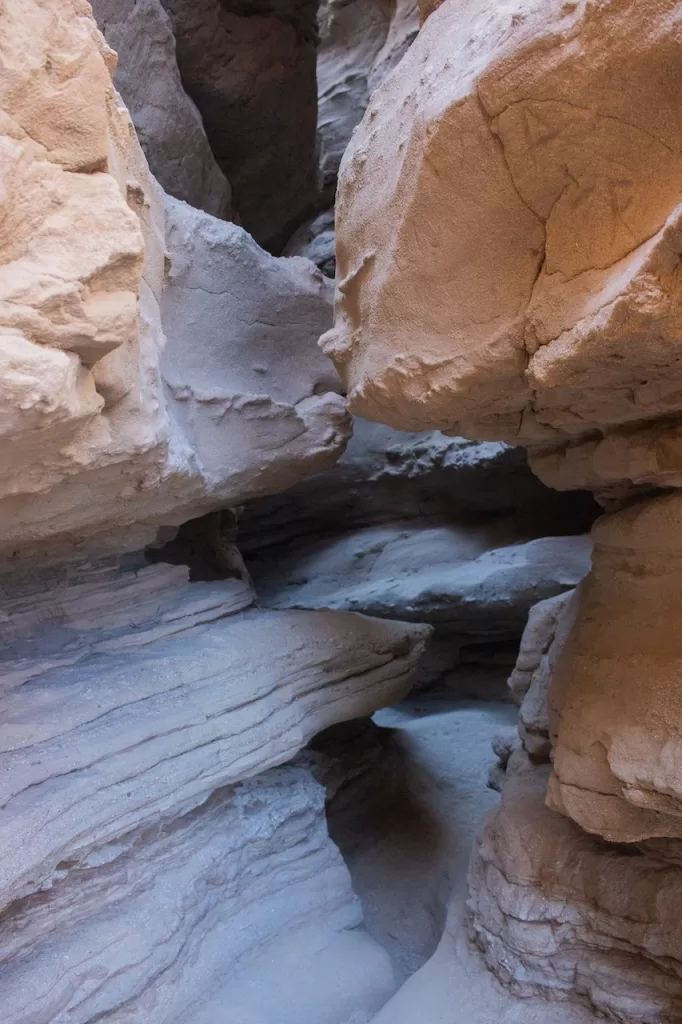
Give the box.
[0,0,349,562]
[323,0,682,499]
[0,558,427,1021]
[91,0,232,218]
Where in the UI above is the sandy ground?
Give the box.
[333,699,600,1024]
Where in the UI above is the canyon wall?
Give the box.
[0,3,429,1021]
[325,0,682,1019]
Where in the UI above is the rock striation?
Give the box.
[0,3,432,1021]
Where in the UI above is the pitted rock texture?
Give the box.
[322,0,682,494]
[0,0,349,561]
[469,754,682,1023]
[548,493,682,843]
[160,0,320,250]
[91,0,232,218]
[0,559,427,1020]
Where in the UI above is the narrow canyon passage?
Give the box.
[3,1,682,1022]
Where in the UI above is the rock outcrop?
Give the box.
[0,0,348,563]
[323,0,682,493]
[324,0,682,1018]
[242,418,595,696]
[160,0,320,251]
[0,4,433,1021]
[91,0,232,219]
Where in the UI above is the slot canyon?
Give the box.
[1,1,681,1022]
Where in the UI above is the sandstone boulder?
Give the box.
[323,0,682,494]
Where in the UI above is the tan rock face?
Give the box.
[470,756,682,1023]
[322,0,682,490]
[0,0,349,561]
[548,492,682,842]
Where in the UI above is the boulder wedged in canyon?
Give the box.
[0,557,428,1021]
[160,0,320,250]
[91,0,232,219]
[0,0,349,562]
[322,0,682,490]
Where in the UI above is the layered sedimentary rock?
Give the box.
[160,0,320,250]
[0,559,427,1022]
[91,0,232,218]
[242,419,594,695]
[470,755,682,1023]
[0,0,348,562]
[508,588,578,759]
[0,4,428,1021]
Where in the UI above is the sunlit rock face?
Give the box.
[322,0,682,492]
[0,0,349,563]
[324,0,682,1018]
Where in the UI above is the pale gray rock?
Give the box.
[92,0,232,218]
[0,560,428,1019]
[239,417,597,554]
[249,524,591,693]
[0,761,396,1024]
[317,0,419,190]
[284,207,337,277]
[160,196,348,510]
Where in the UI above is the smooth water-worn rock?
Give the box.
[160,0,319,249]
[91,0,231,218]
[250,522,590,693]
[0,558,428,1020]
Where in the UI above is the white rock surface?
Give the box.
[91,0,232,218]
[0,559,428,1020]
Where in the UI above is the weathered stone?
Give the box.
[470,755,682,1023]
[322,0,682,494]
[91,0,232,218]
